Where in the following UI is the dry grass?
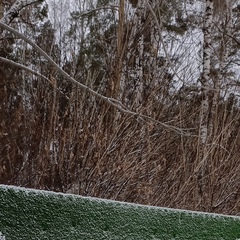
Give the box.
[0,64,239,216]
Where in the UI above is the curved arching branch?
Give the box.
[0,21,191,136]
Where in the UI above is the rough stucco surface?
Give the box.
[0,185,240,239]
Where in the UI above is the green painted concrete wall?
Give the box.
[0,185,239,239]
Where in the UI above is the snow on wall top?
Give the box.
[0,184,240,240]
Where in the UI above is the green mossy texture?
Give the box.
[0,185,240,239]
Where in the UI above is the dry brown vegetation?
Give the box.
[0,0,239,216]
[0,58,239,216]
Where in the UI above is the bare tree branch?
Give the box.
[0,21,191,135]
[146,1,186,85]
[0,56,47,79]
[74,5,119,18]
[0,56,69,99]
[0,0,43,24]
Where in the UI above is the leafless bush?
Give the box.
[0,0,239,217]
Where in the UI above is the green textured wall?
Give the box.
[0,185,239,239]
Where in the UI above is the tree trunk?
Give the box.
[0,0,3,19]
[114,0,125,98]
[200,0,214,145]
[197,0,214,192]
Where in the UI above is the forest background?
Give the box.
[0,0,239,216]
